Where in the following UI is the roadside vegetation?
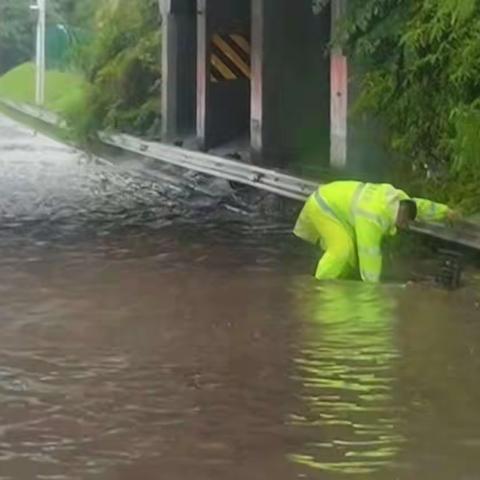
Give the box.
[64,0,162,142]
[0,0,161,143]
[345,0,480,212]
[0,62,84,114]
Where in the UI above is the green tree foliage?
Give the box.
[0,0,95,74]
[346,0,480,210]
[66,0,161,140]
[0,0,35,74]
[49,0,97,28]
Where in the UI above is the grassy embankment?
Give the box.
[0,62,87,143]
[0,62,85,115]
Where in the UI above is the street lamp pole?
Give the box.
[31,0,46,106]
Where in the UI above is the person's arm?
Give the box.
[355,217,385,283]
[413,198,451,222]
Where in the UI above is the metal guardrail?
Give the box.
[412,221,480,252]
[1,100,315,199]
[98,132,480,251]
[2,99,480,251]
[1,100,65,128]
[99,131,317,201]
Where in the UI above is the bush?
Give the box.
[345,0,480,212]
[0,0,35,74]
[67,0,161,142]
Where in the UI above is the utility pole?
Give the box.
[31,0,46,106]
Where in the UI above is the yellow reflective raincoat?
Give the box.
[294,181,450,283]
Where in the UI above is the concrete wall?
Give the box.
[160,0,197,140]
[252,0,331,170]
[197,0,251,150]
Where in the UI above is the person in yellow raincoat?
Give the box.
[294,181,457,282]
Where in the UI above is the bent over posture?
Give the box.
[294,181,455,283]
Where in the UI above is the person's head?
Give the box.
[396,199,417,230]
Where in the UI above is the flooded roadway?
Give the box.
[1,113,480,480]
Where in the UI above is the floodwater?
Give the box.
[1,114,480,480]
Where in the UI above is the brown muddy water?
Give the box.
[1,114,480,480]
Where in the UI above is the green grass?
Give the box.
[0,62,86,115]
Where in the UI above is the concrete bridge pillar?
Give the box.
[160,0,346,175]
[251,0,331,170]
[160,0,197,141]
[330,0,348,169]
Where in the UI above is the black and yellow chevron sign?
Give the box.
[210,33,251,82]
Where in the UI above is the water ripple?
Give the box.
[288,283,406,475]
